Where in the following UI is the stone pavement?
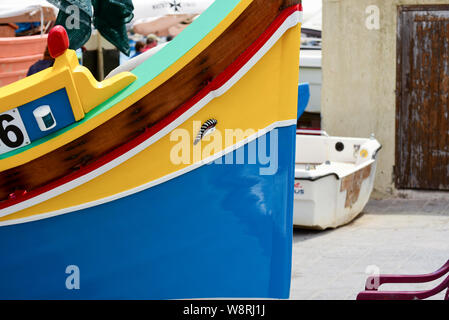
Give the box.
[289,198,449,300]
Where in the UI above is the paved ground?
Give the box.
[289,198,449,300]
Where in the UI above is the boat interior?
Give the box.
[295,133,381,179]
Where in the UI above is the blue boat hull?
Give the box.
[0,126,296,299]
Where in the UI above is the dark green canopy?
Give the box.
[47,0,134,56]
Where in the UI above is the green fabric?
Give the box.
[91,0,134,56]
[47,0,92,51]
[47,0,134,55]
[1,0,241,159]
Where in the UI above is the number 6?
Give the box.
[0,114,25,148]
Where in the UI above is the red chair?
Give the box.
[357,260,449,300]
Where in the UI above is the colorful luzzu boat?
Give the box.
[0,0,302,299]
[294,131,381,230]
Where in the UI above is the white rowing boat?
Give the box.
[294,130,381,229]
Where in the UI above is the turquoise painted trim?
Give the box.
[0,0,242,160]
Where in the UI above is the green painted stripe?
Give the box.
[1,0,242,160]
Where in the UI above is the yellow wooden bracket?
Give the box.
[53,50,137,115]
[0,49,137,121]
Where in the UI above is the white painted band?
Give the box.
[0,119,296,227]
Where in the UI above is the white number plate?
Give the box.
[0,108,31,155]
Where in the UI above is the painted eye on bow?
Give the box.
[194,119,218,145]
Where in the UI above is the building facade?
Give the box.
[322,0,449,196]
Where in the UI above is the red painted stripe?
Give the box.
[0,5,301,211]
[211,4,300,91]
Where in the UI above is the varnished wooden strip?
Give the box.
[0,0,300,202]
[396,6,449,190]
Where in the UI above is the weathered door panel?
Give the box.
[396,6,449,190]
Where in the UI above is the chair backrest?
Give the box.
[358,260,449,300]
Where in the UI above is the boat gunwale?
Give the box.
[295,160,376,182]
[0,34,48,44]
[294,144,382,181]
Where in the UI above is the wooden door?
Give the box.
[396,5,449,190]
